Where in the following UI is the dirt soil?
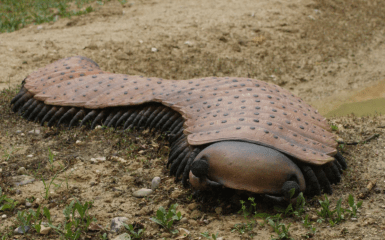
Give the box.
[1,0,385,239]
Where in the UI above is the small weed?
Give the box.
[15,206,51,234]
[150,203,182,234]
[0,187,19,211]
[47,147,55,171]
[346,194,363,218]
[0,0,96,33]
[201,232,219,240]
[123,223,145,239]
[275,189,306,218]
[0,146,20,161]
[316,194,363,226]
[266,215,293,240]
[47,199,95,240]
[231,222,254,236]
[331,125,338,131]
[41,172,60,199]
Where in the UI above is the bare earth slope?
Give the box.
[1,0,385,239]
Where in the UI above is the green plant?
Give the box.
[316,194,362,226]
[41,172,60,199]
[123,223,144,239]
[266,214,293,240]
[150,203,182,234]
[0,146,20,161]
[0,187,19,211]
[201,232,219,240]
[47,199,95,240]
[317,194,333,219]
[275,189,306,218]
[331,125,338,131]
[47,147,55,171]
[302,214,317,237]
[231,222,254,235]
[0,0,96,33]
[15,206,51,234]
[346,194,363,218]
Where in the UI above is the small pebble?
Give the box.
[27,154,33,158]
[16,130,22,134]
[95,125,103,129]
[188,203,198,211]
[75,140,83,145]
[1,214,6,219]
[25,202,32,207]
[160,232,171,238]
[35,198,42,205]
[11,175,35,187]
[14,226,30,234]
[112,233,130,240]
[215,207,222,214]
[190,209,202,219]
[110,217,128,233]
[184,41,193,46]
[28,129,40,135]
[151,177,161,190]
[20,133,25,136]
[39,225,51,235]
[151,47,157,52]
[17,167,27,175]
[180,217,188,224]
[90,157,106,163]
[132,188,153,198]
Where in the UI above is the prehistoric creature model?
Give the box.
[11,56,346,202]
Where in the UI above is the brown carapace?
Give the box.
[11,56,346,201]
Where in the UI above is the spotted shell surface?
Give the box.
[23,56,337,165]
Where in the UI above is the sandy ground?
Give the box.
[1,0,385,239]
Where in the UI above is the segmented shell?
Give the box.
[23,56,337,165]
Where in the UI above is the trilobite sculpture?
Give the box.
[11,56,346,202]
